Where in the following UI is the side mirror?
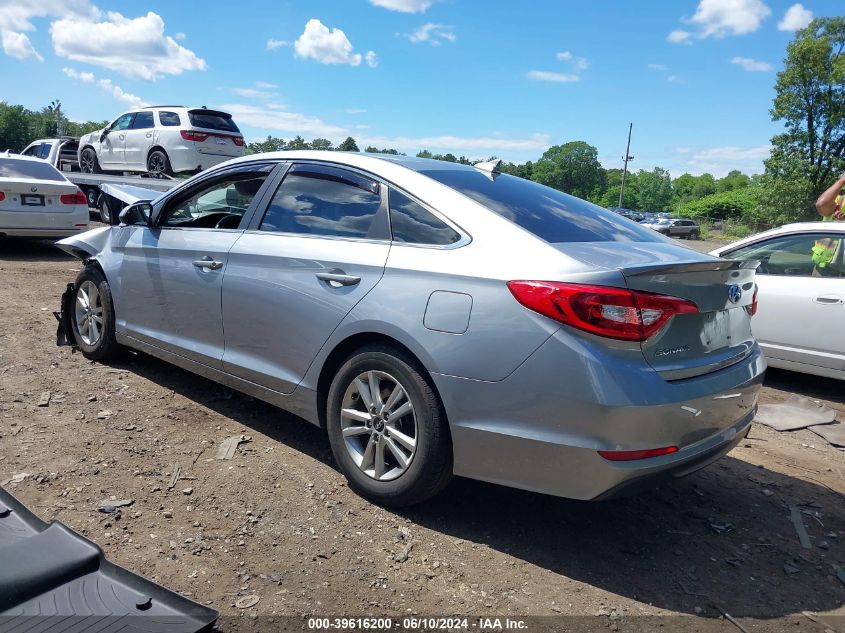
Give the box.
[99,128,110,143]
[119,202,152,226]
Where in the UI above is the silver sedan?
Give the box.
[57,151,765,506]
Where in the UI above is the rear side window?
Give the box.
[389,188,461,245]
[188,111,239,133]
[421,169,661,243]
[260,164,384,239]
[158,111,181,126]
[130,111,154,129]
[0,158,64,181]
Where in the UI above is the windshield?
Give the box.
[0,158,64,181]
[420,168,662,243]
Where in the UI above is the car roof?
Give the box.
[709,221,845,255]
[219,150,481,176]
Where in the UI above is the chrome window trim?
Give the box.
[258,158,472,250]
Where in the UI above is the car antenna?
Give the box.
[473,158,503,180]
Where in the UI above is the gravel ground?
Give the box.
[1,236,843,632]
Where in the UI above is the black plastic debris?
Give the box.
[0,487,217,632]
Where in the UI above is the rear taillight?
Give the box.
[232,136,245,146]
[0,192,5,202]
[507,281,699,342]
[746,284,758,317]
[598,446,679,461]
[60,191,87,205]
[180,130,209,142]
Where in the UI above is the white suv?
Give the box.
[78,106,245,176]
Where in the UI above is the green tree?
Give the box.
[286,136,309,150]
[309,138,333,151]
[246,135,286,154]
[337,136,359,151]
[531,141,606,199]
[637,167,673,211]
[0,102,35,151]
[716,169,751,192]
[600,168,640,209]
[769,16,845,202]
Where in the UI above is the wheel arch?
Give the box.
[146,145,169,164]
[314,331,442,430]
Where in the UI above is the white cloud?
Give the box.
[667,29,692,44]
[62,66,93,82]
[294,18,375,68]
[369,0,434,13]
[527,70,580,83]
[266,38,290,50]
[174,31,185,40]
[219,103,349,137]
[682,144,771,176]
[63,65,146,108]
[406,23,455,46]
[731,56,773,71]
[0,0,100,32]
[556,50,588,71]
[778,3,812,31]
[690,0,770,37]
[345,108,367,114]
[2,30,43,61]
[359,132,552,153]
[647,63,668,71]
[254,81,276,89]
[50,11,206,80]
[233,87,270,99]
[365,50,378,67]
[98,78,145,108]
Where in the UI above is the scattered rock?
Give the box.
[182,487,193,496]
[97,410,113,420]
[37,391,51,407]
[235,595,259,609]
[394,542,414,563]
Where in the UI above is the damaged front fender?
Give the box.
[55,226,111,261]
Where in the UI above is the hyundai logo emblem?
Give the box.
[728,284,742,303]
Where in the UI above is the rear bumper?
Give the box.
[168,146,241,173]
[0,227,87,238]
[432,328,766,500]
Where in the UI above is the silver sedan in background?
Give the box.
[56,151,765,506]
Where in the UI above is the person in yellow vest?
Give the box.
[812,172,845,275]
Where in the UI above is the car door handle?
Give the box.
[145,132,152,138]
[118,134,124,140]
[814,295,843,305]
[316,271,361,287]
[193,257,224,271]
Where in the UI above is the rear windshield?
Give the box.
[0,158,64,181]
[188,112,239,133]
[420,168,661,243]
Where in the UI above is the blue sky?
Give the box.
[1,0,840,176]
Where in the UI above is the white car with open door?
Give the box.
[0,153,89,238]
[78,106,245,177]
[710,222,845,380]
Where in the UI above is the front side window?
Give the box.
[158,111,181,126]
[110,113,134,131]
[389,188,461,245]
[130,111,154,129]
[160,167,272,229]
[420,168,661,244]
[726,233,845,278]
[260,164,384,239]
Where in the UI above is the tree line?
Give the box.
[0,100,105,151]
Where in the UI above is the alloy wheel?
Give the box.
[74,280,104,346]
[340,370,418,481]
[80,150,94,173]
[148,154,166,175]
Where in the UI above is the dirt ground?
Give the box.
[1,236,844,632]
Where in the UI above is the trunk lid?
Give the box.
[187,109,243,157]
[555,241,757,380]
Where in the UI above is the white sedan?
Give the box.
[0,153,89,238]
[710,222,845,380]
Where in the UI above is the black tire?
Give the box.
[97,194,113,224]
[147,149,173,177]
[70,266,122,361]
[80,148,101,174]
[689,230,700,240]
[326,345,452,507]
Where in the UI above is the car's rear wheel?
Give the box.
[689,229,700,240]
[70,267,122,361]
[147,150,173,177]
[80,148,101,174]
[326,345,452,507]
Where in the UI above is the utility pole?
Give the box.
[618,123,634,208]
